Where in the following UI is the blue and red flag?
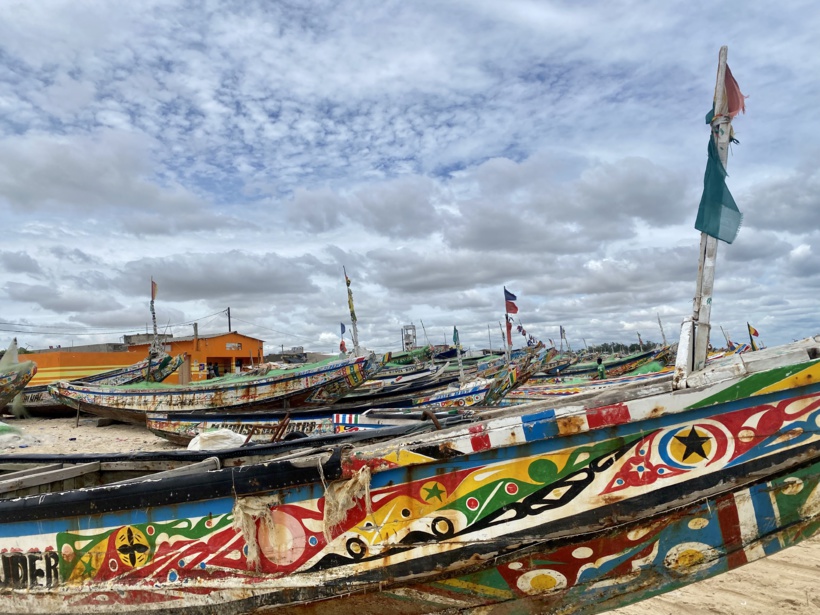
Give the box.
[504,287,518,314]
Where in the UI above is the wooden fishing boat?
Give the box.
[547,347,662,378]
[335,344,549,410]
[17,352,186,416]
[142,346,551,446]
[146,407,465,445]
[0,335,819,613]
[0,340,37,409]
[500,364,675,405]
[46,353,386,424]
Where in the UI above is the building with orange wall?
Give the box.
[24,331,265,387]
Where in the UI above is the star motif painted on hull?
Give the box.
[423,482,445,502]
[674,426,711,461]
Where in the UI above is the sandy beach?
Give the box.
[1,416,818,614]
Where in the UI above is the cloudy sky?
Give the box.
[1,0,818,355]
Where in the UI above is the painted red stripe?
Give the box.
[586,403,631,429]
[468,424,492,452]
[716,493,748,569]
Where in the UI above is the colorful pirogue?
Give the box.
[0,337,818,613]
[0,339,37,410]
[45,352,386,424]
[18,352,186,415]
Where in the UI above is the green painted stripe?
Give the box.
[686,358,820,410]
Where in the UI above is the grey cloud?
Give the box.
[48,247,97,265]
[0,130,208,215]
[287,176,443,238]
[113,250,322,301]
[5,282,123,313]
[0,251,44,276]
[740,169,820,234]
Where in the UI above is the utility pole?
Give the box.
[227,307,231,332]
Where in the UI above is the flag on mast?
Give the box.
[340,323,346,336]
[696,62,745,244]
[151,279,158,301]
[452,326,460,347]
[504,287,518,314]
[505,315,513,347]
[747,322,760,351]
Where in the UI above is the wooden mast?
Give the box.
[343,267,361,356]
[675,46,733,387]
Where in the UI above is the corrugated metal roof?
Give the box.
[129,331,265,345]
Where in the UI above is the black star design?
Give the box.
[674,426,711,461]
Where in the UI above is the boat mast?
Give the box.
[675,46,734,387]
[343,267,361,356]
[657,313,667,346]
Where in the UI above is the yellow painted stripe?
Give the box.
[382,449,435,466]
[438,578,514,599]
[756,362,820,396]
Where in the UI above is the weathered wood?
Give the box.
[108,457,221,486]
[692,45,729,373]
[0,463,63,480]
[0,461,100,494]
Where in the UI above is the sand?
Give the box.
[1,417,819,614]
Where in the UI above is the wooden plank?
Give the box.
[0,463,45,472]
[0,463,63,479]
[108,457,221,486]
[99,461,187,472]
[0,462,100,494]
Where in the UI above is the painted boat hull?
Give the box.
[0,338,818,613]
[46,354,382,424]
[0,361,37,408]
[18,354,186,416]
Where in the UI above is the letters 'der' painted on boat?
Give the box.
[0,47,818,615]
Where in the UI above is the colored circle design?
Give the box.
[572,547,593,559]
[669,427,712,463]
[430,516,455,538]
[688,518,709,530]
[505,482,519,495]
[466,497,479,510]
[515,569,567,595]
[663,542,718,573]
[257,510,307,567]
[115,526,151,568]
[346,537,367,560]
[782,477,804,496]
[658,421,732,470]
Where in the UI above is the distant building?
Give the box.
[26,331,265,387]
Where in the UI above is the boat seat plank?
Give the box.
[0,462,100,494]
[106,457,221,486]
[0,463,63,480]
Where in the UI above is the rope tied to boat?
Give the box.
[231,493,284,571]
[322,465,372,544]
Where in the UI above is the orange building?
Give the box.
[127,332,265,384]
[25,332,265,387]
